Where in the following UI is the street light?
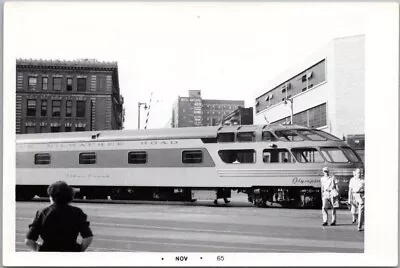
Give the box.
[284,98,293,124]
[138,102,147,129]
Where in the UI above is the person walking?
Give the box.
[25,181,94,251]
[348,170,358,223]
[348,168,365,231]
[214,188,231,205]
[320,167,339,226]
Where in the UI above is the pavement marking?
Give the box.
[16,216,360,242]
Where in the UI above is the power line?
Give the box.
[144,92,153,129]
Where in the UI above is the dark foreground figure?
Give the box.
[25,181,93,252]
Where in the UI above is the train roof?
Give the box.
[16,124,310,144]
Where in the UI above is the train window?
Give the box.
[128,151,147,164]
[218,150,256,164]
[312,130,341,141]
[275,130,304,141]
[79,152,96,164]
[237,132,255,142]
[263,149,294,163]
[34,153,51,165]
[182,150,203,164]
[201,137,217,143]
[262,131,277,141]
[296,129,326,141]
[341,147,360,163]
[217,132,235,142]
[320,147,349,163]
[291,148,324,163]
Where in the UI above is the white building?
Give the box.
[254,35,365,139]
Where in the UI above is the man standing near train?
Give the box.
[348,168,365,231]
[320,167,339,226]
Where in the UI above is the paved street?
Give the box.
[16,194,363,253]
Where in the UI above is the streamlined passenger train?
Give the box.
[16,124,364,208]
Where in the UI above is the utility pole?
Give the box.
[283,82,294,124]
[284,98,293,124]
[137,102,147,129]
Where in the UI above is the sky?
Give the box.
[5,2,371,129]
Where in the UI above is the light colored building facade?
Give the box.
[171,90,244,128]
[254,35,365,139]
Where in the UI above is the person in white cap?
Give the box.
[348,168,365,231]
[320,167,339,226]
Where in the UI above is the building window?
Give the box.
[28,77,37,91]
[76,126,85,132]
[52,100,61,117]
[128,151,147,164]
[79,152,96,164]
[27,99,36,116]
[77,78,86,92]
[76,101,86,118]
[66,100,72,117]
[51,126,61,132]
[26,126,36,133]
[302,71,313,82]
[42,77,48,90]
[40,126,47,133]
[34,153,51,165]
[272,103,327,128]
[53,77,62,91]
[67,78,73,91]
[308,103,327,128]
[65,126,72,132]
[182,150,203,164]
[302,84,314,92]
[41,100,47,117]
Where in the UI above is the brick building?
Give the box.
[171,90,244,128]
[16,59,124,133]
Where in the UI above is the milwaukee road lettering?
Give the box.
[292,177,320,185]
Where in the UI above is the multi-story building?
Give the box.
[254,35,365,139]
[171,90,244,128]
[16,59,124,134]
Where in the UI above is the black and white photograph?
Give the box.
[2,1,398,266]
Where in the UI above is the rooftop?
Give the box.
[16,58,118,69]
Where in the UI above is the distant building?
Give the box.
[220,107,254,126]
[171,90,244,128]
[16,58,124,134]
[254,35,365,139]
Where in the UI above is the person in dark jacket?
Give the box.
[25,181,93,252]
